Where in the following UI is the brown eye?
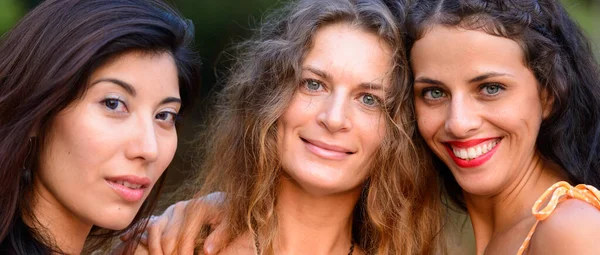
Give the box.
[102,98,127,112]
[105,99,119,109]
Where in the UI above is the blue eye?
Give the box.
[304,79,323,91]
[360,94,380,107]
[423,88,446,99]
[482,83,503,95]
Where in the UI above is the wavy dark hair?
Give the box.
[405,0,600,209]
[0,0,200,253]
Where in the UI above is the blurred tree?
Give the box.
[0,0,25,34]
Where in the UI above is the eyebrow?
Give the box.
[161,97,182,105]
[91,78,182,105]
[468,72,511,83]
[303,66,385,91]
[303,66,331,80]
[414,72,512,85]
[413,77,444,86]
[91,78,136,96]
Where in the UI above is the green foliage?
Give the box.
[0,0,25,35]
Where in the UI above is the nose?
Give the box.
[125,116,159,162]
[316,92,352,133]
[444,95,482,137]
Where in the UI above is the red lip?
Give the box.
[105,175,152,202]
[445,137,498,148]
[444,139,501,168]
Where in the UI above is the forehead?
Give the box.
[303,23,394,86]
[410,25,529,78]
[90,51,179,92]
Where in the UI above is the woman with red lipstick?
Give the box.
[132,0,444,254]
[407,0,600,254]
[0,0,199,254]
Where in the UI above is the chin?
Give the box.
[94,207,141,230]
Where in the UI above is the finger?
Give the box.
[138,215,159,246]
[175,200,209,255]
[147,217,168,255]
[176,194,225,255]
[203,221,230,255]
[133,243,150,255]
[159,201,189,254]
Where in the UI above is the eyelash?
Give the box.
[478,82,505,97]
[300,78,383,108]
[100,97,181,126]
[420,82,505,101]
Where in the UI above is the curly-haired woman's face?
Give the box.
[411,25,551,196]
[36,51,181,230]
[278,23,392,196]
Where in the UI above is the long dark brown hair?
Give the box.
[0,0,200,253]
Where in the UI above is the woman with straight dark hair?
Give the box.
[0,0,199,254]
[407,0,600,254]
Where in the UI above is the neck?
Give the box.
[464,154,564,254]
[272,177,360,255]
[27,177,92,254]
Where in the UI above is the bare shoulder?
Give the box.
[529,199,600,254]
[217,232,255,255]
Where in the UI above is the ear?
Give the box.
[540,87,554,119]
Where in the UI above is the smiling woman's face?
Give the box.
[36,51,181,229]
[277,23,392,196]
[411,25,551,196]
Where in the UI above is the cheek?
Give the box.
[414,104,440,141]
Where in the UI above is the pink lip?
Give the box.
[444,139,501,168]
[105,175,152,202]
[302,138,354,160]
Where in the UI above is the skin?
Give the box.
[33,51,181,253]
[411,25,600,255]
[141,23,391,255]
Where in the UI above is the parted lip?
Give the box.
[301,137,355,154]
[105,175,151,188]
[444,137,500,148]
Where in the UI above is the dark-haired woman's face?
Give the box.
[411,25,551,197]
[36,51,180,230]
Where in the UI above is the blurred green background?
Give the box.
[1,0,598,253]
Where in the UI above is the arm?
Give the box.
[119,192,229,255]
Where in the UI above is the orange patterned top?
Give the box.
[516,181,600,255]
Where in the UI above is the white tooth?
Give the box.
[487,142,492,151]
[459,149,468,159]
[467,148,477,159]
[476,146,483,157]
[481,144,488,154]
